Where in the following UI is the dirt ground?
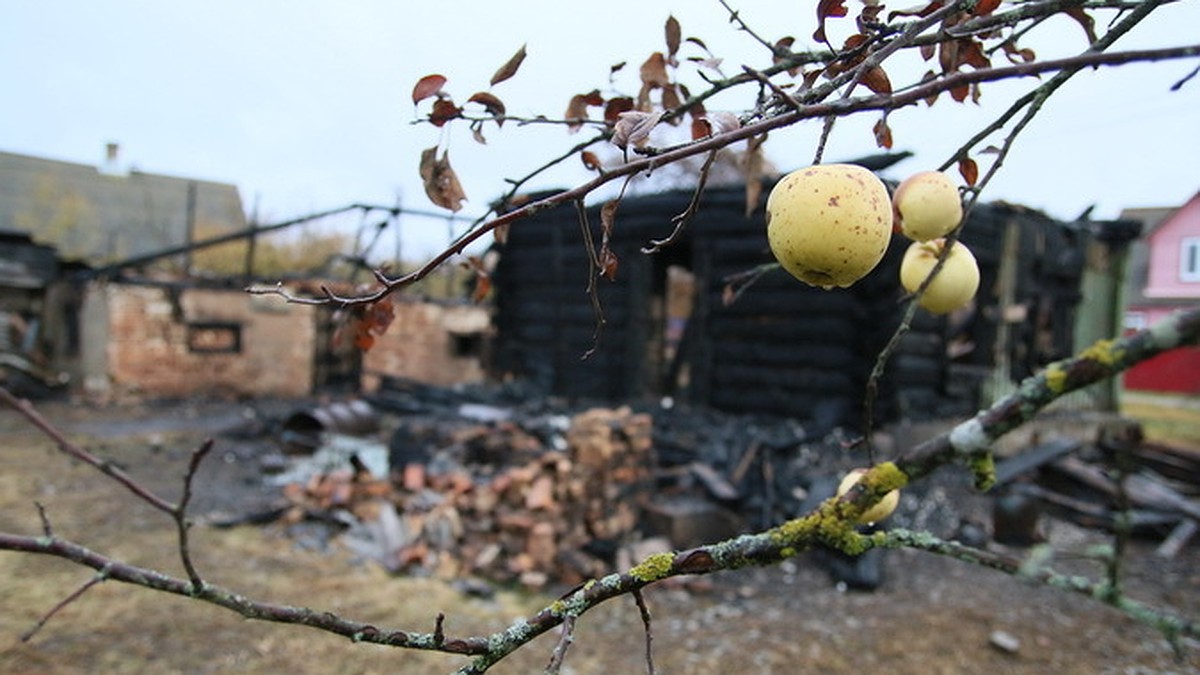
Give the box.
[1,397,1198,675]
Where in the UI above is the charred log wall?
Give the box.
[492,185,1087,428]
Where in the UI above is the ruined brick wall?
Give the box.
[361,300,488,390]
[102,284,315,397]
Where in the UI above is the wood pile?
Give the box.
[992,419,1200,557]
[277,406,653,588]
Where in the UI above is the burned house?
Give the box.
[491,182,1100,430]
[0,148,489,400]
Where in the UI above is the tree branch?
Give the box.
[255,42,1200,309]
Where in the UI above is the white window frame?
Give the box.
[1182,236,1200,283]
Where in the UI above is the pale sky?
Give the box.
[2,1,1198,260]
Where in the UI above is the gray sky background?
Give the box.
[2,1,1198,260]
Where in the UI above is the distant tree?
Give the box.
[189,222,355,278]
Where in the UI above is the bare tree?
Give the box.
[4,2,1200,672]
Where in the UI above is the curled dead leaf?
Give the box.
[430,98,462,127]
[873,116,894,149]
[1002,42,1036,64]
[565,91,605,132]
[580,151,603,172]
[467,92,507,123]
[611,110,664,149]
[661,84,683,117]
[419,147,468,212]
[813,0,849,44]
[665,15,681,61]
[412,74,447,104]
[598,200,620,281]
[958,157,979,186]
[640,52,671,89]
[862,66,892,95]
[603,97,635,125]
[461,256,492,303]
[490,44,527,86]
[742,133,768,217]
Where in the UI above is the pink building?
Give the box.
[1122,192,1200,394]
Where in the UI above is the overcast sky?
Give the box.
[2,1,1198,260]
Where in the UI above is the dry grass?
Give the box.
[2,404,1198,674]
[1121,391,1200,451]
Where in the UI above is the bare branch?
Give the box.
[633,589,657,674]
[176,439,215,590]
[21,573,107,642]
[0,387,177,514]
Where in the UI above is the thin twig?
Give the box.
[642,149,718,254]
[176,439,215,590]
[0,387,176,514]
[544,615,576,674]
[633,589,656,675]
[21,570,107,642]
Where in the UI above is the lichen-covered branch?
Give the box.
[877,529,1200,642]
[3,308,1199,672]
[897,305,1200,485]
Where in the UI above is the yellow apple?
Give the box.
[892,171,963,242]
[766,164,892,289]
[836,468,900,525]
[899,238,980,314]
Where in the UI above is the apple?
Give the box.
[899,238,980,314]
[766,164,892,289]
[836,468,900,525]
[892,171,963,242]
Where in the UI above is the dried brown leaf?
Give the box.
[565,93,592,132]
[1002,42,1036,64]
[429,98,462,127]
[598,199,620,281]
[939,40,959,74]
[862,66,892,94]
[873,116,893,149]
[490,44,527,86]
[419,147,468,212]
[958,157,979,186]
[461,256,492,303]
[950,83,970,102]
[611,110,664,149]
[471,124,487,145]
[973,0,1000,15]
[665,15,681,60]
[813,0,849,44]
[662,85,683,117]
[603,96,635,125]
[959,39,990,69]
[412,74,447,104]
[857,3,884,31]
[467,91,507,123]
[640,52,671,89]
[773,36,800,75]
[580,151,603,172]
[742,134,768,217]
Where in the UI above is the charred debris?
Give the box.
[215,376,1200,595]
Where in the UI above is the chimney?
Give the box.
[100,142,124,176]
